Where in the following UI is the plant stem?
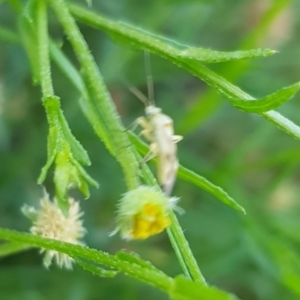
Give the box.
[37,0,54,98]
[168,212,207,284]
[42,14,206,283]
[0,228,172,292]
[48,0,140,190]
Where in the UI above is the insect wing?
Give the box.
[152,114,178,195]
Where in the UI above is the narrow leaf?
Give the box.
[178,166,245,213]
[49,40,86,96]
[37,126,58,184]
[18,6,40,84]
[57,108,91,166]
[170,276,239,300]
[178,47,276,63]
[230,82,300,113]
[74,258,117,278]
[0,242,31,258]
[71,158,99,187]
[0,228,172,293]
[70,4,300,142]
[116,251,164,274]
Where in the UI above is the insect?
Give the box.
[130,51,182,195]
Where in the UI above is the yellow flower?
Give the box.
[115,186,178,240]
[28,192,86,269]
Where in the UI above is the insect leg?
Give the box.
[172,135,183,143]
[138,142,158,169]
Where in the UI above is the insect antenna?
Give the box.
[144,50,155,106]
[127,85,149,107]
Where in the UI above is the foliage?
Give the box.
[1,0,300,299]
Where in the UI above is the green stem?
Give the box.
[46,29,206,284]
[168,212,206,284]
[37,0,54,98]
[48,0,140,190]
[167,227,191,279]
[0,228,172,293]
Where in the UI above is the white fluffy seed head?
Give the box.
[29,192,86,269]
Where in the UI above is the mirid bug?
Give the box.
[130,51,182,195]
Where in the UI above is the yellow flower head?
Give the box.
[115,186,178,240]
[26,191,86,269]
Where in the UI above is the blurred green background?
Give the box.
[1,0,300,299]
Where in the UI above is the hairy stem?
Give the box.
[0,228,172,293]
[48,0,140,190]
[37,0,54,98]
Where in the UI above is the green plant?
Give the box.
[1,1,300,299]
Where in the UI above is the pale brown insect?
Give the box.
[130,52,182,195]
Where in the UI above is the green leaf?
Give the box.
[42,95,90,166]
[70,4,300,142]
[178,47,276,63]
[49,40,86,96]
[129,132,244,213]
[54,147,73,201]
[0,228,172,293]
[54,143,98,201]
[39,96,96,197]
[230,82,300,113]
[178,166,245,213]
[57,106,91,166]
[0,242,31,258]
[261,110,300,142]
[73,160,98,188]
[18,1,40,85]
[170,276,239,300]
[269,239,300,296]
[116,251,164,274]
[37,125,59,184]
[74,258,118,278]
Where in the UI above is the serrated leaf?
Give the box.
[72,158,99,187]
[230,82,300,113]
[170,276,239,300]
[70,5,300,142]
[178,166,245,213]
[57,108,91,166]
[74,258,117,278]
[178,47,276,63]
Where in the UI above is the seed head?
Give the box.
[28,192,86,269]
